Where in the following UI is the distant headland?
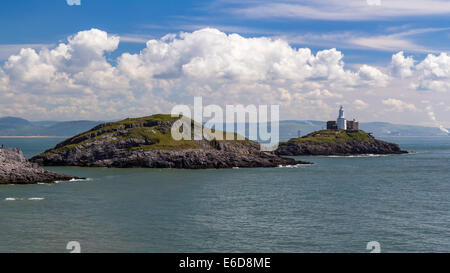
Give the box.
[1,109,409,184]
[31,114,310,169]
[0,115,448,138]
[276,129,407,156]
[276,106,408,156]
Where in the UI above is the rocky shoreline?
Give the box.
[276,130,408,156]
[31,148,308,169]
[31,115,311,169]
[2,118,408,184]
[0,148,78,185]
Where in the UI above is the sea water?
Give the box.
[0,137,449,253]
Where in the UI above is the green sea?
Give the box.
[1,136,449,253]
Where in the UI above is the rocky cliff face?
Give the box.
[31,114,310,169]
[276,130,407,156]
[0,148,77,184]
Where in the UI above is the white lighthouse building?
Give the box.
[337,105,347,130]
[326,106,359,131]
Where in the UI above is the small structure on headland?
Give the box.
[327,106,359,131]
[276,105,408,156]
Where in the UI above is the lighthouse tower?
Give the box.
[337,105,347,130]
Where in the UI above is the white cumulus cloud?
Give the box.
[382,98,418,112]
[0,28,396,121]
[415,53,450,92]
[391,51,415,78]
[357,64,389,86]
[354,99,369,110]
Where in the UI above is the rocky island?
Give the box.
[276,129,407,156]
[31,114,310,169]
[0,148,77,184]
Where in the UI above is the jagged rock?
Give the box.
[31,114,311,169]
[0,148,77,184]
[276,130,408,156]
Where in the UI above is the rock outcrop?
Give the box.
[0,148,77,184]
[276,130,407,156]
[31,114,310,169]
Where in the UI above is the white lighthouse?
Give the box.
[337,105,347,130]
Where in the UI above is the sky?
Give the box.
[0,0,449,129]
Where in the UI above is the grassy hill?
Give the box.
[54,114,200,152]
[51,114,249,153]
[276,129,407,156]
[31,114,305,169]
[286,129,372,144]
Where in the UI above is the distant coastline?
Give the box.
[1,116,449,138]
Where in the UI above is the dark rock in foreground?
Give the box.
[276,130,408,156]
[0,148,77,185]
[31,114,310,169]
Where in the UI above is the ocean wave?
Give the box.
[4,197,45,201]
[70,178,91,182]
[54,178,91,184]
[323,154,391,158]
[278,164,308,168]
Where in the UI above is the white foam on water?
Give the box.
[4,197,45,201]
[54,178,91,184]
[278,164,307,168]
[324,154,390,158]
[70,178,89,182]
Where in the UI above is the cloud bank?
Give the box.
[391,51,450,92]
[0,28,389,120]
[0,28,448,125]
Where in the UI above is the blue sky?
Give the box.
[1,0,449,63]
[0,0,450,129]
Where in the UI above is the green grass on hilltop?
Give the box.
[62,114,181,143]
[48,114,253,153]
[115,114,180,124]
[127,126,201,151]
[286,130,372,144]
